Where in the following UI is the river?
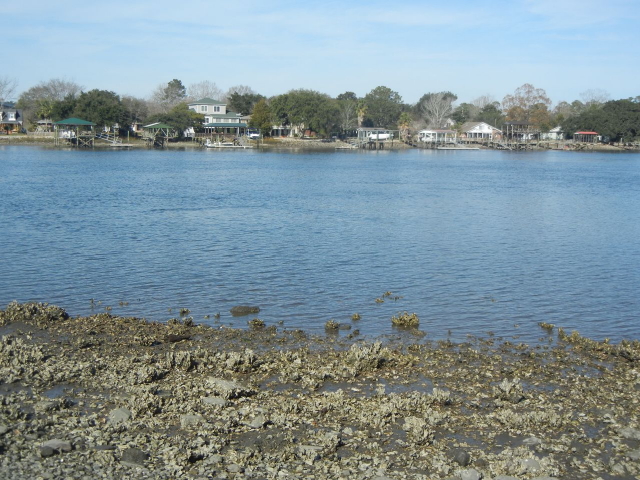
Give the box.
[1,145,639,343]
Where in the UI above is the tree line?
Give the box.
[3,76,639,142]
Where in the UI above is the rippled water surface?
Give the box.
[1,145,639,343]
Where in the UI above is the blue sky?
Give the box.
[4,0,639,105]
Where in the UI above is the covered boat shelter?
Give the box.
[142,122,178,147]
[54,117,96,147]
[574,131,598,143]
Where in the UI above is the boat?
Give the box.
[204,139,253,149]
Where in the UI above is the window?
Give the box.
[201,106,208,112]
[214,106,220,112]
[8,112,15,121]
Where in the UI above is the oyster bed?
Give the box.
[1,302,640,479]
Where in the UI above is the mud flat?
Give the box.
[1,302,640,479]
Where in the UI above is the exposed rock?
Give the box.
[452,449,471,466]
[41,439,72,453]
[460,468,482,480]
[180,414,205,428]
[121,447,149,465]
[230,306,260,317]
[107,407,132,424]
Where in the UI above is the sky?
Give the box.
[3,0,639,106]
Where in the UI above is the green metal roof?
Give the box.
[189,98,225,105]
[54,117,96,126]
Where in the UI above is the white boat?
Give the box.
[204,139,253,149]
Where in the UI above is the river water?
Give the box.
[1,145,639,343]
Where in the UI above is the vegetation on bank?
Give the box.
[3,76,640,142]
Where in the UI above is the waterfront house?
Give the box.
[541,126,564,141]
[188,98,247,136]
[0,104,23,134]
[460,122,502,140]
[418,129,457,144]
[503,122,540,141]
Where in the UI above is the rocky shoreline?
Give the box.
[1,302,640,479]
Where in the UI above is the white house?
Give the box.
[188,98,248,136]
[460,122,502,140]
[418,129,457,143]
[541,126,564,140]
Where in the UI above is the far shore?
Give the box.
[2,134,637,152]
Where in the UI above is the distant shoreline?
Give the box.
[1,135,637,152]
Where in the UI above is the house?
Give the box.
[188,98,247,136]
[418,129,457,144]
[541,126,564,141]
[0,103,23,134]
[460,122,502,140]
[503,122,540,141]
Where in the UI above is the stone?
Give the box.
[452,449,471,466]
[620,427,640,440]
[181,414,205,428]
[227,463,243,473]
[249,413,267,429]
[39,446,55,458]
[522,436,542,447]
[521,458,541,473]
[627,449,640,461]
[42,439,72,453]
[121,447,148,465]
[0,425,8,436]
[107,407,132,424]
[202,396,227,407]
[207,377,255,399]
[494,476,519,480]
[460,468,482,480]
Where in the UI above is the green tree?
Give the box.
[146,102,205,138]
[269,89,338,137]
[50,94,78,122]
[475,102,505,128]
[72,89,127,129]
[248,99,273,135]
[228,92,265,115]
[397,112,413,141]
[562,99,640,141]
[451,102,478,124]
[363,86,403,128]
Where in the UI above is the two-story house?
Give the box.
[187,98,248,136]
[0,103,23,134]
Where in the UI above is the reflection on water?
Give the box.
[1,146,639,343]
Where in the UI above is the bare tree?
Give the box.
[16,78,82,122]
[472,94,496,110]
[224,85,255,102]
[187,81,224,102]
[580,88,610,107]
[418,92,456,128]
[149,79,187,115]
[0,76,18,103]
[337,98,358,132]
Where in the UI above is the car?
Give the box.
[247,130,260,139]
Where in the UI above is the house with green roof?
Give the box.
[188,98,248,136]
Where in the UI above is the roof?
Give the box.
[419,129,456,133]
[54,117,96,126]
[188,98,226,106]
[460,121,500,132]
[204,122,248,128]
[575,131,598,135]
[143,122,174,130]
